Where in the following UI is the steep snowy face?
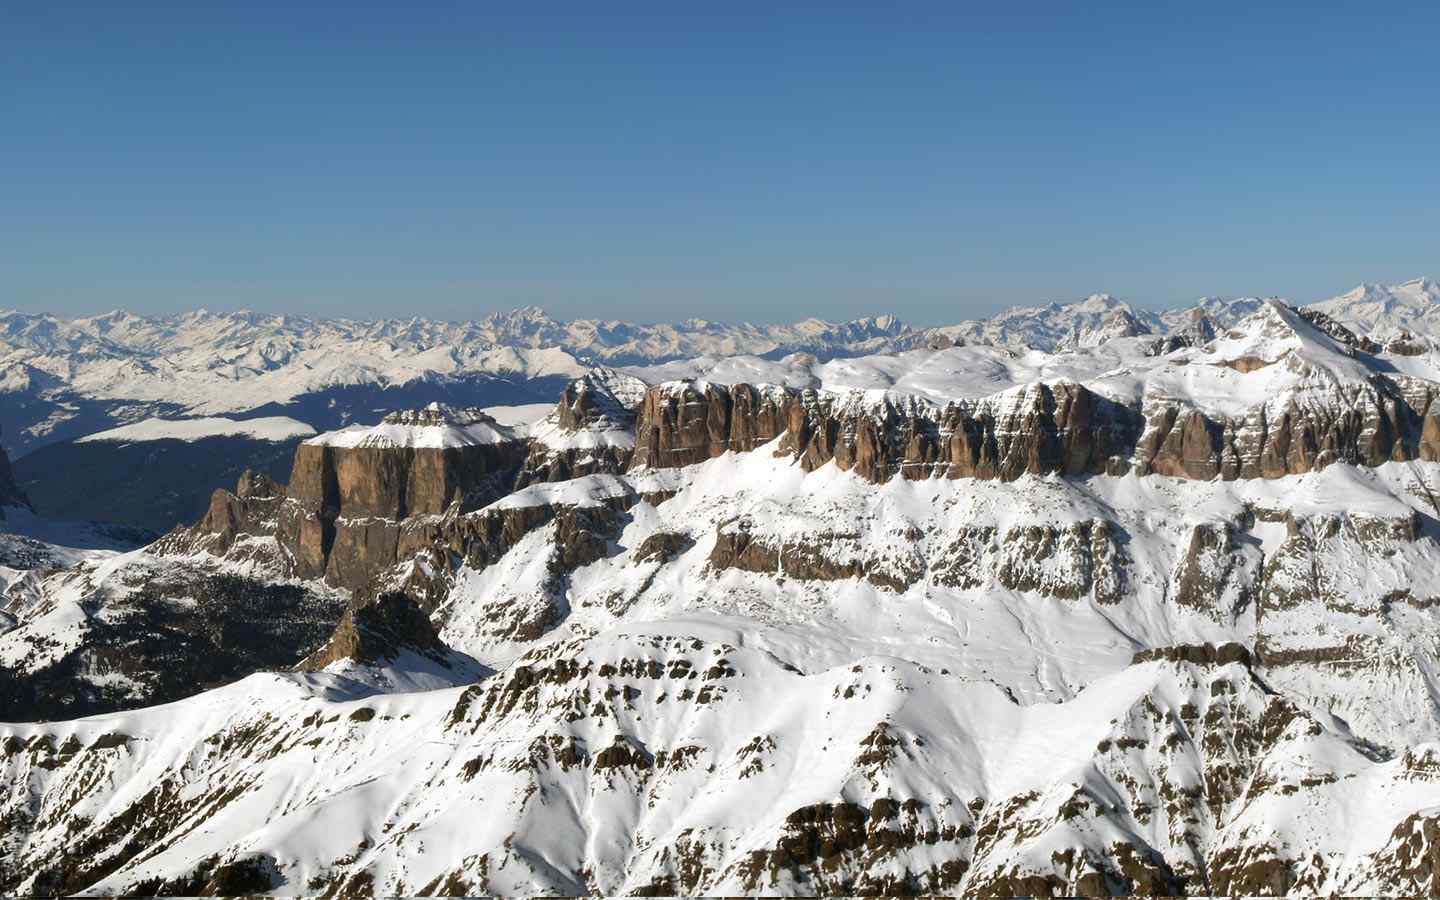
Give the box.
[925,293,1163,352]
[1311,278,1440,337]
[5,587,1440,895]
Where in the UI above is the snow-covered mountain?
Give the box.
[1308,277,1440,338]
[5,281,1433,458]
[0,306,916,454]
[9,296,1440,893]
[0,307,913,531]
[927,293,1165,351]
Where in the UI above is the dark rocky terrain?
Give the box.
[13,433,303,533]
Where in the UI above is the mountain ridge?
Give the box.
[8,284,1440,894]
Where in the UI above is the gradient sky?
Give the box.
[3,2,1437,325]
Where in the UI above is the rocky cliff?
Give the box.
[277,406,529,588]
[626,375,1439,485]
[625,304,1440,485]
[630,380,1139,482]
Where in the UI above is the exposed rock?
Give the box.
[631,380,1139,484]
[298,592,456,672]
[288,429,525,520]
[630,382,790,471]
[518,369,644,486]
[1296,306,1381,353]
[0,568,344,722]
[634,531,694,564]
[624,323,1436,486]
[1172,520,1260,621]
[1132,642,1253,666]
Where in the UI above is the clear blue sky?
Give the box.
[3,2,1437,324]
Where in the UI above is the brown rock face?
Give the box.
[518,370,643,486]
[152,470,295,572]
[195,470,286,549]
[276,411,529,589]
[630,382,790,471]
[629,375,1438,485]
[630,381,1139,483]
[289,441,525,522]
[298,592,456,672]
[170,406,535,590]
[1421,409,1440,462]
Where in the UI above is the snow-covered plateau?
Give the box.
[76,416,316,444]
[7,285,1440,894]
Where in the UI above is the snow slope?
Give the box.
[76,416,315,444]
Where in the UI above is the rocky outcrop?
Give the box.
[517,369,643,486]
[1136,383,1426,480]
[168,406,532,590]
[630,382,791,471]
[298,592,456,671]
[196,469,285,548]
[1132,642,1254,666]
[288,437,523,523]
[1171,520,1261,621]
[707,519,924,593]
[929,520,1127,602]
[1296,306,1381,353]
[151,469,296,573]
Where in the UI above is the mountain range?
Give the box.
[5,281,1440,894]
[5,279,1437,535]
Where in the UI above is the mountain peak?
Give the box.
[381,404,500,428]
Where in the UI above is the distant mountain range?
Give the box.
[2,279,1435,530]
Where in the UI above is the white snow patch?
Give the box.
[76,416,315,444]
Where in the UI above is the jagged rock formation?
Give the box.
[298,592,460,671]
[76,299,1440,608]
[517,368,644,486]
[631,380,1138,482]
[626,376,1436,487]
[627,304,1440,486]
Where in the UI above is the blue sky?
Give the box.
[3,2,1437,324]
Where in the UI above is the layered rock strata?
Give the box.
[628,376,1440,484]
